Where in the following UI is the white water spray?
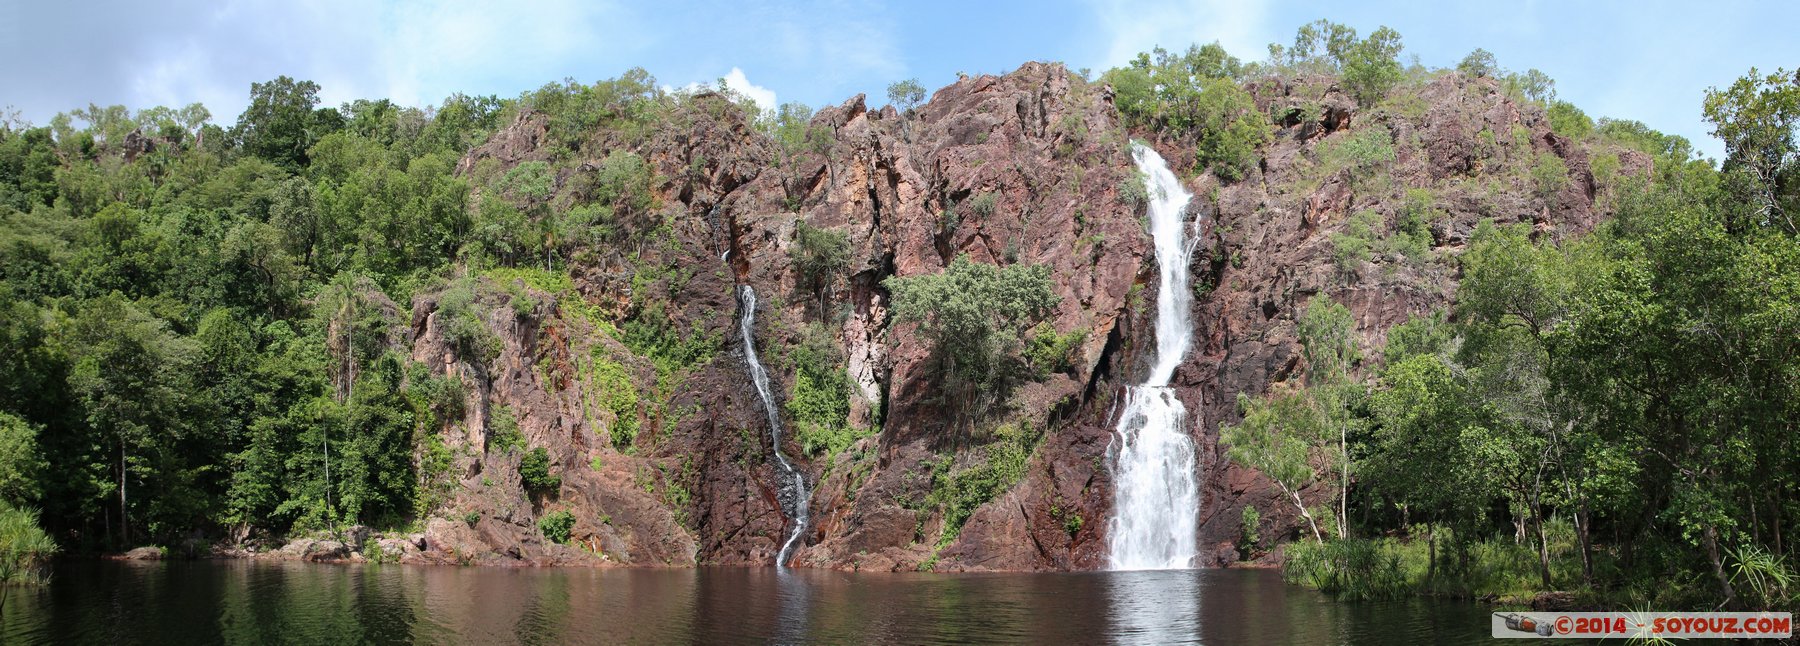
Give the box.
[1107,143,1201,570]
[737,285,811,567]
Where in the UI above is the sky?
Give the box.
[2,0,1794,160]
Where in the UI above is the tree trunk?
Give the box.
[1577,493,1594,586]
[1532,504,1552,590]
[1285,487,1323,543]
[1339,420,1350,540]
[118,442,129,546]
[1775,493,1784,557]
[1703,524,1737,607]
[1426,522,1437,584]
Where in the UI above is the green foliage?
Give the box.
[233,76,338,169]
[521,69,665,152]
[767,102,834,163]
[1022,322,1086,378]
[1239,505,1262,549]
[1456,48,1499,78]
[1191,77,1269,181]
[883,255,1060,423]
[887,79,926,114]
[1328,209,1383,272]
[1318,125,1396,185]
[437,279,504,366]
[1267,21,1405,105]
[1103,44,1267,181]
[488,405,524,453]
[785,323,862,458]
[1529,152,1570,201]
[0,502,57,586]
[790,221,850,309]
[924,422,1040,548]
[1547,101,1594,140]
[520,447,561,494]
[538,509,576,544]
[587,354,641,450]
[413,434,457,518]
[1222,387,1329,540]
[500,160,555,201]
[1504,69,1557,105]
[0,412,47,506]
[1703,66,1799,233]
[1116,170,1148,208]
[1337,27,1405,106]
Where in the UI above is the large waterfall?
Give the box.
[1106,143,1201,570]
[737,285,812,567]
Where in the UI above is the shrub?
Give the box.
[487,405,524,453]
[1530,152,1570,201]
[924,422,1040,548]
[1329,210,1383,272]
[538,509,576,544]
[1338,27,1405,106]
[1023,323,1086,378]
[1117,170,1149,208]
[1266,21,1405,105]
[786,323,863,458]
[1100,45,1268,182]
[437,279,503,365]
[1319,125,1396,184]
[500,160,554,201]
[520,447,561,494]
[790,221,850,310]
[1457,48,1498,78]
[1547,101,1593,140]
[0,502,56,585]
[967,191,997,217]
[1240,506,1262,551]
[1192,77,1270,182]
[887,79,926,114]
[883,255,1059,424]
[588,355,640,450]
[0,412,46,506]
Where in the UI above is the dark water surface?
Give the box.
[1,560,1507,644]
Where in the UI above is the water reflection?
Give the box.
[1,561,1509,644]
[1105,569,1201,644]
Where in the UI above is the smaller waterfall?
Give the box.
[737,285,811,567]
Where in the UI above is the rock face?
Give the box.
[400,63,1634,570]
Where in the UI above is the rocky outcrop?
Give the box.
[393,63,1636,571]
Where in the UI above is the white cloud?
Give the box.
[722,68,778,111]
[669,67,778,113]
[1087,0,1274,68]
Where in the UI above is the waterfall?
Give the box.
[1107,143,1201,570]
[737,285,812,567]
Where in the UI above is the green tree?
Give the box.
[64,294,198,546]
[886,79,926,114]
[232,76,335,169]
[1338,27,1405,106]
[1297,297,1363,538]
[884,255,1059,426]
[1457,48,1499,78]
[0,412,47,506]
[790,220,850,315]
[1223,385,1330,542]
[1703,67,1799,234]
[520,447,561,494]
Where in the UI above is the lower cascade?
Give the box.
[1107,143,1202,570]
[737,285,812,567]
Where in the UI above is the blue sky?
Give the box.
[3,0,1794,160]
